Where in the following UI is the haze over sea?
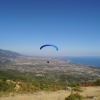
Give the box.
[61,56,100,67]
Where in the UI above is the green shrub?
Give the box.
[72,87,83,92]
[65,93,83,100]
[84,96,94,99]
[94,79,100,86]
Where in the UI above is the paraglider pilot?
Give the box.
[47,61,49,63]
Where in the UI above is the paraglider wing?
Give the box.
[40,44,58,51]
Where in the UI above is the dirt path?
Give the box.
[0,86,100,100]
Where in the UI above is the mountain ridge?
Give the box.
[0,49,22,58]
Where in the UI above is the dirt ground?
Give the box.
[0,86,100,100]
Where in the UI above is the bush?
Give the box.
[72,87,83,92]
[94,79,100,86]
[84,96,94,99]
[65,93,83,100]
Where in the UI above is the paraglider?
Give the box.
[40,44,58,51]
[47,61,49,63]
[40,44,58,63]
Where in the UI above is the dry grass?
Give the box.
[0,86,100,100]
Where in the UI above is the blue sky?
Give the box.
[0,0,100,57]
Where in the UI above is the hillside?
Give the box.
[0,49,100,100]
[1,56,100,84]
[0,49,22,65]
[0,49,22,58]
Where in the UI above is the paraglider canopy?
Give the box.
[40,44,58,63]
[40,44,58,51]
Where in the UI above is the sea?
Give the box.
[61,56,100,67]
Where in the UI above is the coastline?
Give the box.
[61,56,100,67]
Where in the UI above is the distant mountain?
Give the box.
[0,49,22,58]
